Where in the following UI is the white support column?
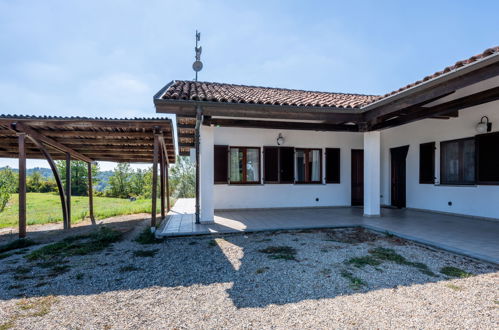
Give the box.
[199,125,215,223]
[364,131,381,217]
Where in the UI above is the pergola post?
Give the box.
[87,162,95,225]
[166,161,170,212]
[151,133,160,229]
[18,133,27,238]
[65,153,71,229]
[160,149,166,220]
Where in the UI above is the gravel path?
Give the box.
[0,227,497,329]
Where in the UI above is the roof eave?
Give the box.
[361,52,499,112]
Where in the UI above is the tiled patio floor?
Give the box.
[157,198,499,264]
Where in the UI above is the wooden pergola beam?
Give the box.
[11,122,93,163]
[28,137,69,230]
[0,119,173,131]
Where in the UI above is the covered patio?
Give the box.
[159,198,499,264]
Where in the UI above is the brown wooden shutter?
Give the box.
[325,148,340,183]
[264,146,279,183]
[279,147,295,183]
[477,132,499,184]
[419,142,435,184]
[214,145,228,184]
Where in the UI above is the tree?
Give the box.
[27,171,43,192]
[0,166,17,212]
[108,163,132,198]
[169,156,195,198]
[130,168,147,197]
[56,160,99,196]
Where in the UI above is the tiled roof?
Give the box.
[157,46,499,110]
[159,81,378,109]
[379,46,499,99]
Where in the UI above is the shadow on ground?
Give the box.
[1,224,498,308]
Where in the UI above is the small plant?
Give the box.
[26,227,122,261]
[340,270,365,290]
[13,266,32,275]
[347,256,382,268]
[0,238,37,253]
[47,265,71,277]
[208,239,217,247]
[440,266,473,278]
[133,249,159,257]
[119,265,141,273]
[319,268,332,276]
[255,267,269,274]
[135,228,162,245]
[75,273,84,280]
[366,247,435,276]
[258,246,297,261]
[445,283,462,291]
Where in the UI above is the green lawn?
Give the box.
[0,193,169,229]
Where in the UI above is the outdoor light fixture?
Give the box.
[276,133,284,146]
[476,116,492,133]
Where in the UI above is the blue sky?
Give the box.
[1,0,498,170]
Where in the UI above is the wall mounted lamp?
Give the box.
[476,116,492,133]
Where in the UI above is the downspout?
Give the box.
[195,105,203,224]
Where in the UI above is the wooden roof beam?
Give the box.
[11,122,93,163]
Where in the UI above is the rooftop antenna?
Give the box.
[192,30,203,81]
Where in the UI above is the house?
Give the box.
[154,46,499,223]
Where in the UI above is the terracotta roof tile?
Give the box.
[158,46,499,110]
[377,46,499,100]
[160,81,378,109]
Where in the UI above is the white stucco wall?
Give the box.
[380,100,499,219]
[212,127,363,209]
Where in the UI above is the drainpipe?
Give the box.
[195,105,203,224]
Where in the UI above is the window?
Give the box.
[325,148,340,183]
[214,145,228,184]
[419,142,435,184]
[476,132,499,184]
[440,137,475,185]
[295,148,322,183]
[229,147,260,184]
[263,146,295,183]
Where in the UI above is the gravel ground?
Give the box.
[0,226,498,329]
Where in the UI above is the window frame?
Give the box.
[440,137,476,186]
[228,146,261,184]
[294,148,323,184]
[419,142,435,184]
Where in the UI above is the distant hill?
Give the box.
[1,167,113,192]
[1,167,54,179]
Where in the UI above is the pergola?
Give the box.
[0,115,175,238]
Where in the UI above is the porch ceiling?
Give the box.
[0,115,176,163]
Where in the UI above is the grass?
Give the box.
[135,228,162,244]
[26,227,122,261]
[340,270,365,290]
[258,246,297,261]
[119,265,141,273]
[440,266,473,278]
[1,296,58,329]
[445,283,463,291]
[368,247,436,276]
[0,193,169,229]
[347,256,382,268]
[133,249,159,257]
[0,238,37,253]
